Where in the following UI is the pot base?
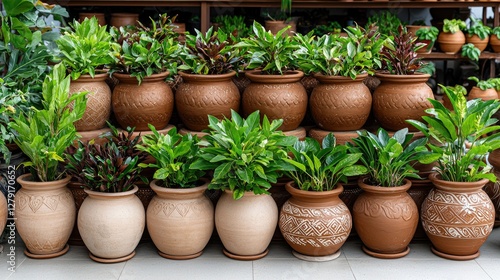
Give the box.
[223,248,269,260]
[362,245,410,259]
[431,246,480,261]
[89,251,136,263]
[158,250,203,260]
[292,250,341,262]
[24,244,70,259]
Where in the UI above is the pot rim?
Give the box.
[178,70,236,82]
[84,185,139,197]
[150,178,209,194]
[285,181,344,198]
[245,69,304,83]
[112,71,170,83]
[357,177,412,194]
[374,72,431,83]
[314,72,368,83]
[428,172,489,192]
[17,173,72,190]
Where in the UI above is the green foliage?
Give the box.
[347,128,429,187]
[234,21,299,75]
[66,124,148,192]
[190,110,297,200]
[56,17,119,80]
[213,15,250,39]
[407,84,500,182]
[468,76,495,90]
[380,25,425,75]
[135,125,205,188]
[443,19,466,34]
[312,21,342,36]
[488,77,500,91]
[8,63,87,182]
[492,26,500,38]
[467,17,491,40]
[366,11,403,37]
[461,43,481,62]
[178,27,242,75]
[416,61,436,75]
[294,23,385,79]
[282,134,367,191]
[415,26,439,41]
[265,0,292,21]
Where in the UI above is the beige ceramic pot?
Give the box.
[147,179,214,259]
[78,186,145,263]
[353,178,418,258]
[490,34,500,53]
[69,73,112,131]
[466,34,489,52]
[437,31,465,54]
[215,190,278,260]
[15,174,75,258]
[279,182,351,261]
[176,71,240,131]
[112,72,174,131]
[422,173,494,260]
[242,70,308,131]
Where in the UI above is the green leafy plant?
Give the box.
[415,26,439,41]
[234,21,299,75]
[416,61,436,75]
[461,43,481,62]
[135,124,205,188]
[467,17,491,40]
[56,17,119,80]
[65,124,148,193]
[8,63,87,182]
[488,77,500,91]
[442,19,466,34]
[347,128,429,187]
[380,25,425,75]
[492,26,500,38]
[366,11,403,37]
[213,15,250,39]
[468,76,495,90]
[282,134,367,191]
[265,0,292,21]
[312,21,342,36]
[190,110,297,200]
[408,84,500,182]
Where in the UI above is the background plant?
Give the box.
[461,43,480,62]
[468,76,494,90]
[213,15,250,39]
[312,21,342,36]
[492,26,500,38]
[442,19,466,34]
[366,11,403,37]
[467,17,491,40]
[379,25,425,75]
[415,26,439,41]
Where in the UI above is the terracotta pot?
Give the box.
[0,192,6,236]
[215,190,278,260]
[353,178,418,258]
[173,22,186,43]
[176,71,240,131]
[110,13,138,27]
[437,31,465,54]
[242,70,308,131]
[112,72,174,131]
[373,72,433,131]
[265,20,297,36]
[467,87,498,101]
[279,182,351,261]
[310,73,371,131]
[69,73,112,131]
[406,25,425,37]
[490,34,500,53]
[483,169,500,226]
[79,13,106,26]
[147,179,214,259]
[466,34,489,52]
[269,179,291,241]
[78,186,145,263]
[416,39,435,54]
[422,173,495,260]
[408,177,433,240]
[15,174,75,258]
[67,181,86,246]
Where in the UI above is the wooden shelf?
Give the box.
[419,51,500,60]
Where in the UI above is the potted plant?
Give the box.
[109,13,181,131]
[278,133,367,261]
[176,27,242,132]
[466,17,491,52]
[407,84,500,260]
[461,43,481,62]
[348,128,429,258]
[490,26,500,53]
[56,17,119,132]
[190,110,297,260]
[264,0,296,36]
[467,76,498,101]
[135,125,213,260]
[65,124,148,263]
[373,25,434,131]
[9,63,87,258]
[415,26,439,54]
[437,19,466,54]
[366,11,403,38]
[212,15,250,40]
[235,21,307,132]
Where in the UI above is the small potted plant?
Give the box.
[407,84,500,260]
[190,110,297,260]
[437,19,466,54]
[366,10,403,38]
[347,128,429,258]
[135,125,213,260]
[490,26,500,53]
[461,43,481,62]
[311,21,342,36]
[415,26,439,54]
[467,76,498,101]
[211,15,250,39]
[466,17,491,52]
[264,0,296,36]
[278,134,367,261]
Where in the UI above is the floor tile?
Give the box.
[253,258,355,280]
[476,258,500,280]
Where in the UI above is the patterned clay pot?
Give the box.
[147,179,214,259]
[176,71,240,131]
[490,34,500,53]
[78,186,145,263]
[353,178,418,258]
[242,70,308,131]
[467,87,498,101]
[110,13,138,27]
[112,72,174,131]
[373,72,433,131]
[279,182,351,261]
[486,149,500,225]
[15,174,75,258]
[466,34,489,52]
[422,173,495,260]
[310,73,371,131]
[265,20,296,36]
[69,73,112,131]
[215,190,278,260]
[437,31,465,54]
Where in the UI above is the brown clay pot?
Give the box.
[265,20,297,36]
[79,13,106,26]
[147,179,214,259]
[490,34,500,53]
[308,129,361,145]
[173,22,186,43]
[69,73,112,131]
[422,173,495,260]
[466,34,489,52]
[0,192,6,239]
[437,31,465,54]
[242,70,308,131]
[467,87,498,101]
[110,13,138,27]
[408,177,433,240]
[176,71,240,131]
[112,72,174,131]
[15,174,75,258]
[279,182,351,261]
[310,73,371,131]
[416,39,435,54]
[486,149,500,224]
[269,179,292,241]
[353,178,418,259]
[372,72,433,132]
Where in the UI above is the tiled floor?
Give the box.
[2,228,500,280]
